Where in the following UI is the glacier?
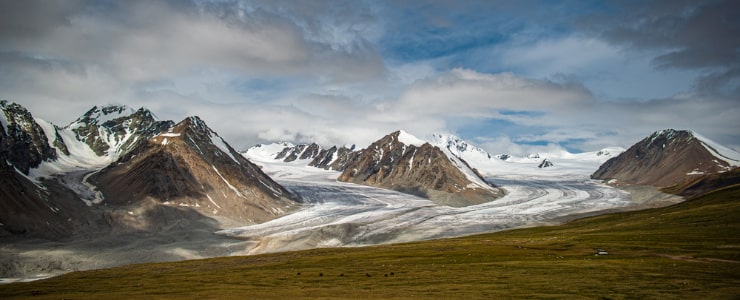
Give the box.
[219,139,642,254]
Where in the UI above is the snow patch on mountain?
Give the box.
[29,118,111,179]
[210,135,240,165]
[397,130,426,146]
[692,131,740,167]
[243,143,296,162]
[0,107,9,134]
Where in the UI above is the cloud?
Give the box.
[1,0,738,156]
[597,0,739,70]
[581,0,740,94]
[391,68,593,118]
[0,0,386,90]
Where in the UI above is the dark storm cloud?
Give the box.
[0,1,85,40]
[603,0,738,68]
[581,0,740,94]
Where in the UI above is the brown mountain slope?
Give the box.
[662,167,740,198]
[0,160,108,239]
[592,129,739,188]
[92,116,300,224]
[338,131,503,207]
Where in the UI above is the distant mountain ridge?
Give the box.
[592,129,740,188]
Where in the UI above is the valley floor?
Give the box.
[218,160,681,254]
[1,158,681,282]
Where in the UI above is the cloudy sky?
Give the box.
[1,0,738,154]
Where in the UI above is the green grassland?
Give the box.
[2,185,739,299]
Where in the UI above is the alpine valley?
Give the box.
[1,101,739,283]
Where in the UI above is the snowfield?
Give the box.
[218,151,641,254]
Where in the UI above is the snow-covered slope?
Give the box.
[243,142,296,163]
[429,133,623,179]
[692,131,740,167]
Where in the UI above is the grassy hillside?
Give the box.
[2,186,739,299]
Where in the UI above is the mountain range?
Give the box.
[0,101,298,239]
[3,100,740,282]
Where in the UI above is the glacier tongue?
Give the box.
[217,157,637,255]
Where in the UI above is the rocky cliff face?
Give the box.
[0,101,58,174]
[337,131,503,207]
[67,105,173,160]
[92,116,299,223]
[592,129,740,188]
[308,145,355,170]
[274,143,322,162]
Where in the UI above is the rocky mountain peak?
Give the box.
[0,101,58,174]
[338,131,503,207]
[593,128,740,187]
[66,105,172,158]
[93,115,299,222]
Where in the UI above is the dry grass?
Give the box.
[2,186,739,299]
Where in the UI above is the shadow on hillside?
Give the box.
[0,202,250,279]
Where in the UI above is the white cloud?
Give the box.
[1,1,737,155]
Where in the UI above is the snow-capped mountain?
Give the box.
[592,129,740,187]
[337,130,504,207]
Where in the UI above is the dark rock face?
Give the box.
[592,129,736,188]
[276,143,322,162]
[0,101,58,174]
[93,116,299,222]
[337,131,502,207]
[67,105,173,158]
[538,159,553,168]
[308,145,355,170]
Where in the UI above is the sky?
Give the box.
[1,0,738,155]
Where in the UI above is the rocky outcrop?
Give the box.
[538,159,553,168]
[592,129,740,188]
[337,131,503,207]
